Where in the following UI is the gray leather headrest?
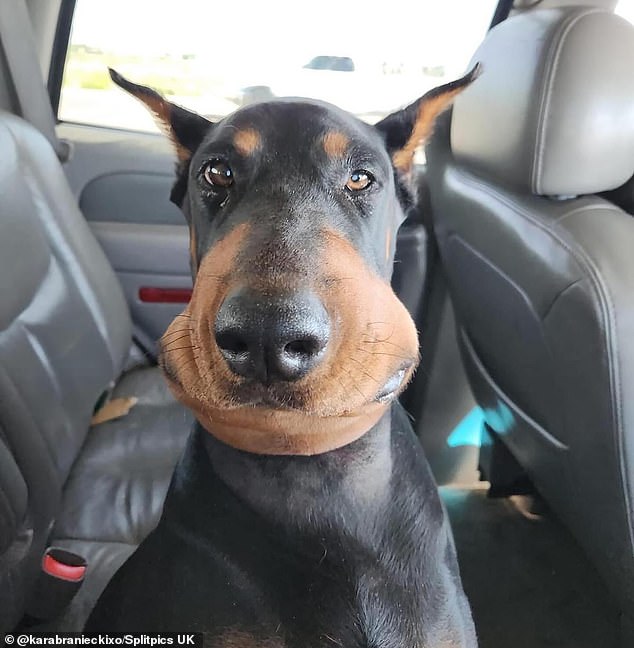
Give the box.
[451,8,634,197]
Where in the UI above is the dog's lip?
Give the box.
[225,363,414,411]
[232,384,304,411]
[201,356,416,413]
[374,366,409,403]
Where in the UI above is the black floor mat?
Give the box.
[441,486,620,648]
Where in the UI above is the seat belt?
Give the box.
[26,547,87,623]
[0,0,70,161]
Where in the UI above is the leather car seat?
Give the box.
[426,5,634,623]
[0,111,192,632]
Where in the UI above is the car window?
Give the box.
[616,0,634,24]
[58,0,497,132]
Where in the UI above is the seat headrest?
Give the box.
[451,8,634,197]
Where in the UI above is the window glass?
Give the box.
[59,0,497,131]
[616,0,634,24]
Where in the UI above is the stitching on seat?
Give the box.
[532,9,601,195]
[448,166,634,553]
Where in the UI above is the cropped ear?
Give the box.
[108,68,212,163]
[376,63,481,174]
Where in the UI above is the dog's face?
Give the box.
[111,67,479,454]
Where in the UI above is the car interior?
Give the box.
[0,0,633,645]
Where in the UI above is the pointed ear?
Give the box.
[108,68,212,162]
[376,63,481,174]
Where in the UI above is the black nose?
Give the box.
[214,289,330,382]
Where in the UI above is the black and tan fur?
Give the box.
[87,65,481,647]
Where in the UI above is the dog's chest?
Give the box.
[163,424,472,647]
[202,545,443,648]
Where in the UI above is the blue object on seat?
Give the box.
[447,407,484,448]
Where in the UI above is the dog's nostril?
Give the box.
[284,338,321,357]
[216,331,248,355]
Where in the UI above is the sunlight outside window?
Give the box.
[616,0,634,24]
[58,0,497,132]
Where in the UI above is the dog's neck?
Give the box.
[200,409,394,532]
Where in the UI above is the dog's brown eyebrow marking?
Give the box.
[233,128,261,156]
[322,130,350,158]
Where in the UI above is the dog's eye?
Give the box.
[203,160,233,188]
[346,170,373,192]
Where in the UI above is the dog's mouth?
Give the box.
[159,310,418,455]
[162,346,415,414]
[374,366,409,403]
[220,361,414,411]
[227,381,308,411]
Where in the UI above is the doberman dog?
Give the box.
[87,64,480,647]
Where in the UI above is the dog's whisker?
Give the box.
[173,347,198,360]
[168,358,200,373]
[161,339,195,350]
[170,353,199,364]
[160,333,192,346]
[360,336,407,351]
[162,344,200,353]
[364,323,396,338]
[347,357,381,383]
[342,369,369,401]
[161,342,198,350]
[360,339,402,350]
[360,340,408,352]
[355,347,411,361]
[162,326,193,336]
[160,333,192,344]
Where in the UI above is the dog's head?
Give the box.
[111,66,479,455]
